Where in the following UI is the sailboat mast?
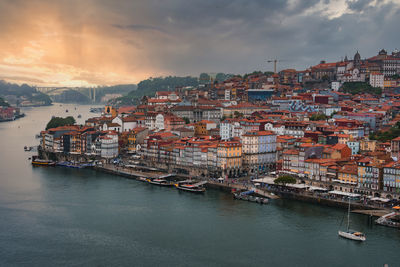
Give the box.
[347,197,351,231]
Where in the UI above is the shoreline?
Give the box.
[76,162,391,215]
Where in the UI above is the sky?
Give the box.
[0,0,399,87]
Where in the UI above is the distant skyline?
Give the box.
[0,0,399,87]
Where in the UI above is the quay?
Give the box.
[94,164,280,199]
[352,209,391,217]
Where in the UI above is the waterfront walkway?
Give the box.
[92,164,392,211]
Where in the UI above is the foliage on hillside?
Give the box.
[46,116,76,130]
[369,122,400,142]
[111,76,199,106]
[94,84,136,102]
[341,82,382,95]
[0,80,52,105]
[0,97,10,107]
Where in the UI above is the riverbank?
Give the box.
[70,161,389,213]
[35,148,395,214]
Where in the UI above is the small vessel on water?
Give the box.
[56,161,93,168]
[90,107,103,113]
[233,190,269,204]
[375,211,400,228]
[175,180,207,193]
[24,146,32,151]
[147,178,173,186]
[138,177,148,182]
[66,109,69,113]
[77,114,82,118]
[338,197,366,241]
[31,159,56,166]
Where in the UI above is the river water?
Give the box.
[0,104,399,266]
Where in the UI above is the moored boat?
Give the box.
[338,197,366,242]
[175,181,207,193]
[147,178,173,186]
[32,159,56,166]
[338,230,366,241]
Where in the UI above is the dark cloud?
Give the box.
[0,0,399,85]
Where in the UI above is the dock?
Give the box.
[206,180,279,199]
[351,209,390,217]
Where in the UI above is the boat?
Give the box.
[56,161,91,169]
[375,212,400,228]
[90,107,103,113]
[138,177,148,182]
[66,109,69,113]
[233,191,268,204]
[77,114,82,118]
[24,146,32,151]
[31,159,56,166]
[147,178,173,186]
[338,197,366,241]
[175,180,207,193]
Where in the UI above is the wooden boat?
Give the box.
[147,178,173,186]
[175,181,207,193]
[32,159,56,166]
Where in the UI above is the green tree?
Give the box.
[199,73,211,84]
[274,175,297,185]
[182,117,190,124]
[234,111,243,118]
[0,97,10,107]
[341,82,382,96]
[310,113,328,121]
[46,116,76,130]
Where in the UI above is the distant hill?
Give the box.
[110,76,198,106]
[0,80,52,106]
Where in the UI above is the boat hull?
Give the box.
[32,161,55,166]
[147,180,173,186]
[176,185,205,193]
[338,231,366,241]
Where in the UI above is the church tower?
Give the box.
[354,51,361,69]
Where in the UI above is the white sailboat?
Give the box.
[338,197,366,241]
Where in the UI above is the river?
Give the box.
[0,104,398,266]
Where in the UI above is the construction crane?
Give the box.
[267,59,285,74]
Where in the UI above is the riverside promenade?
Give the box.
[94,164,280,199]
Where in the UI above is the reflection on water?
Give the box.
[0,104,399,267]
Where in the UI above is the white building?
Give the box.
[155,114,165,130]
[370,72,384,89]
[220,119,242,140]
[331,81,341,91]
[100,132,119,158]
[242,131,277,173]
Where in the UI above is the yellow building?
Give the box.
[338,163,358,184]
[217,139,242,176]
[104,105,118,117]
[360,139,377,152]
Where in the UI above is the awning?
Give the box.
[308,186,328,192]
[285,183,308,189]
[392,206,400,210]
[370,197,390,203]
[328,190,360,197]
[252,177,276,184]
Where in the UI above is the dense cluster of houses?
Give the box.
[0,106,21,121]
[39,48,400,200]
